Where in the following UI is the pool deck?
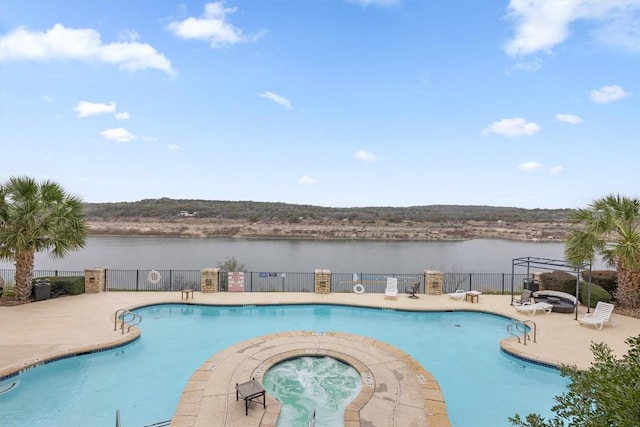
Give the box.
[2,291,639,426]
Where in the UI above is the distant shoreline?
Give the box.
[87,217,568,242]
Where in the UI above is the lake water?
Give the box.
[0,237,586,273]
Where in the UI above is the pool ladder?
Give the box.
[114,308,142,334]
[507,320,536,345]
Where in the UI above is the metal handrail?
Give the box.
[114,308,142,334]
[507,320,536,345]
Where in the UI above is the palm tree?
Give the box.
[565,194,640,310]
[0,176,87,303]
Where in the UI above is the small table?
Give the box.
[236,379,265,415]
[181,289,194,300]
[465,291,481,303]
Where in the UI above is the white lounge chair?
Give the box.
[514,302,553,316]
[448,290,466,301]
[578,301,616,329]
[384,278,398,300]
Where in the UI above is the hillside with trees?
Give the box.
[85,198,572,223]
[84,199,573,241]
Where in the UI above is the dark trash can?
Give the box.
[523,279,539,293]
[33,280,51,301]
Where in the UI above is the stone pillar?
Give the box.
[84,268,106,293]
[201,268,220,293]
[424,270,443,295]
[314,269,331,294]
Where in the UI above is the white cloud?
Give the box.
[298,175,318,185]
[0,24,174,74]
[74,101,116,117]
[101,128,135,143]
[549,165,564,174]
[141,136,158,142]
[354,150,378,162]
[167,2,263,48]
[518,161,543,172]
[590,85,631,104]
[593,7,640,52]
[511,59,542,72]
[41,95,52,102]
[481,117,540,137]
[555,113,583,124]
[167,144,180,151]
[259,91,291,109]
[114,112,130,120]
[118,29,139,42]
[503,0,640,57]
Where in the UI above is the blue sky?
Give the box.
[1,0,638,209]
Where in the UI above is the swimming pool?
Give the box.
[0,304,568,426]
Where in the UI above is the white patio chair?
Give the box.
[384,278,398,300]
[448,289,466,301]
[514,302,553,316]
[578,301,616,330]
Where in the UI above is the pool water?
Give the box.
[0,304,568,427]
[263,356,362,427]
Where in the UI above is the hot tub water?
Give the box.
[262,356,362,427]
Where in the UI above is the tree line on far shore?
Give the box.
[84,198,573,223]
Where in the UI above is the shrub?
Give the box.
[539,271,577,294]
[510,335,640,427]
[35,276,85,296]
[579,282,611,308]
[581,270,618,295]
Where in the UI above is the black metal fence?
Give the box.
[1,269,531,295]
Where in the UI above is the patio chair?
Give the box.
[513,289,532,305]
[578,301,616,330]
[448,289,466,301]
[405,282,420,299]
[514,302,553,316]
[384,278,398,300]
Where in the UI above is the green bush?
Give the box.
[510,335,640,427]
[539,271,577,294]
[579,282,611,308]
[35,276,85,296]
[581,270,618,295]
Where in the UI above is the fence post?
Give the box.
[84,268,106,294]
[469,273,472,291]
[136,270,139,292]
[169,269,173,291]
[314,269,331,294]
[201,268,220,293]
[424,270,443,295]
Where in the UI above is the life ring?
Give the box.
[353,284,365,294]
[148,270,162,284]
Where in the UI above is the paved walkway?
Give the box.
[2,291,639,426]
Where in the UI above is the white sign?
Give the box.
[228,272,245,292]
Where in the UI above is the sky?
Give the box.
[0,0,638,210]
